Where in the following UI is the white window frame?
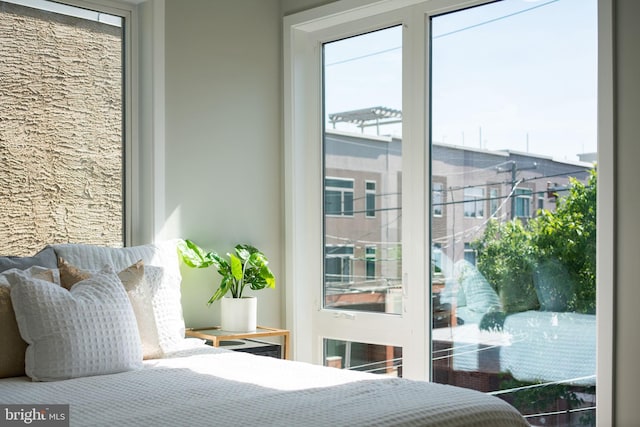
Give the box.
[284,1,614,424]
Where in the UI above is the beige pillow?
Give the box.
[59,258,163,360]
[0,267,57,378]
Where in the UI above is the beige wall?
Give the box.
[162,0,639,422]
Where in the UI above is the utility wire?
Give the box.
[325,0,561,67]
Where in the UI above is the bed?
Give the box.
[0,241,528,426]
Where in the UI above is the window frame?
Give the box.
[325,177,355,217]
[463,186,484,218]
[514,187,533,218]
[283,1,614,423]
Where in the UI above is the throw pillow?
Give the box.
[10,268,143,382]
[0,266,58,379]
[52,240,185,353]
[0,247,58,273]
[58,258,163,360]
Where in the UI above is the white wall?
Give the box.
[164,0,282,328]
[159,0,639,422]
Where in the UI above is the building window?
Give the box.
[432,243,443,275]
[325,177,354,216]
[463,243,476,265]
[365,181,376,218]
[433,182,444,217]
[325,245,354,283]
[537,191,545,211]
[463,187,484,218]
[365,246,376,280]
[489,188,500,216]
[0,0,127,255]
[515,188,533,218]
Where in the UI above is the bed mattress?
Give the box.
[0,343,527,427]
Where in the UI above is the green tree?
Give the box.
[472,169,597,314]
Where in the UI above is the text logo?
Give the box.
[0,405,68,427]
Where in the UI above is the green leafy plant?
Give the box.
[178,239,275,305]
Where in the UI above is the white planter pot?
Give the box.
[220,296,257,332]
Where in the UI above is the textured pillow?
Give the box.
[0,267,58,379]
[10,269,143,381]
[454,260,502,314]
[58,258,162,359]
[52,240,185,353]
[0,247,58,273]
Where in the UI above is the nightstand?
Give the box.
[185,326,290,359]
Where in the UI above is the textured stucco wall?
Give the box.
[0,2,123,255]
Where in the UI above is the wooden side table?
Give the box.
[185,326,290,360]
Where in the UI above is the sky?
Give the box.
[323,0,598,162]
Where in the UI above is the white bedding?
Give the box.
[0,342,527,427]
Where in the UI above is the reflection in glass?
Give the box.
[430,1,597,424]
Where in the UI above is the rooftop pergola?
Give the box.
[328,106,402,135]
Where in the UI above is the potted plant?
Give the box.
[177,239,275,332]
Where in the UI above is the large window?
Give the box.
[0,0,128,255]
[284,0,611,423]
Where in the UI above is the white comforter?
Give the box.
[0,343,527,427]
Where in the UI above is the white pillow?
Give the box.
[52,240,185,353]
[10,268,143,381]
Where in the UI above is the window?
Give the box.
[325,245,354,284]
[285,0,610,423]
[537,191,545,211]
[514,188,533,218]
[489,188,500,216]
[463,187,484,218]
[325,178,354,216]
[463,243,475,265]
[433,182,444,217]
[432,243,442,275]
[0,0,129,255]
[365,181,376,218]
[365,246,376,280]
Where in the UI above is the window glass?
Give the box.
[430,0,597,424]
[0,0,125,254]
[324,338,402,377]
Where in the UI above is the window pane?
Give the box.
[323,26,402,314]
[324,338,402,377]
[0,0,124,255]
[430,0,597,423]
